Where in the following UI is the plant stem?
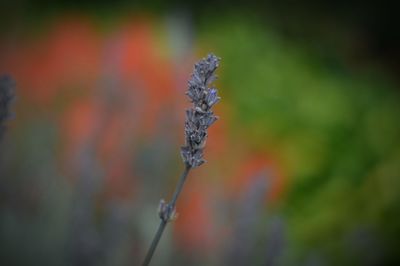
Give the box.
[142,164,191,266]
[170,164,191,207]
[142,220,167,266]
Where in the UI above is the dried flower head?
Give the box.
[143,54,221,266]
[0,75,15,139]
[181,54,221,167]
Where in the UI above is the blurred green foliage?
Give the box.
[199,16,400,264]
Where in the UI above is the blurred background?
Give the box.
[0,1,399,265]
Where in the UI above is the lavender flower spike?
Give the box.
[181,54,221,168]
[143,54,221,266]
[0,75,15,140]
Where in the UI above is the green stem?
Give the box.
[142,164,191,266]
